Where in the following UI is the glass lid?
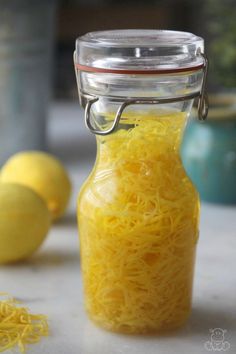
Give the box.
[75,29,205,74]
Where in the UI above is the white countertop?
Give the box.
[1,102,236,354]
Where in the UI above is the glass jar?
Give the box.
[74,30,208,334]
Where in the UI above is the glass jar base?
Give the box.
[86,309,191,335]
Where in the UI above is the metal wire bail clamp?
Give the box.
[74,51,209,136]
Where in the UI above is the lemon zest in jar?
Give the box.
[78,111,200,333]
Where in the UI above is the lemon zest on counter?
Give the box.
[0,294,48,353]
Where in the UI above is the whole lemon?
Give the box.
[1,151,71,220]
[0,183,50,264]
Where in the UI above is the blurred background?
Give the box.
[0,0,236,204]
[55,0,236,99]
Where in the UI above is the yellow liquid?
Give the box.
[78,111,199,334]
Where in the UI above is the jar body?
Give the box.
[78,109,200,333]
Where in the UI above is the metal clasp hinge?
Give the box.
[197,52,209,121]
[74,52,209,135]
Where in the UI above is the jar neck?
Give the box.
[79,69,203,100]
[95,111,188,169]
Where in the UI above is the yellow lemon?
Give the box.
[1,151,71,220]
[0,183,50,264]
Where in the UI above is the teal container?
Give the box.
[181,95,236,204]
